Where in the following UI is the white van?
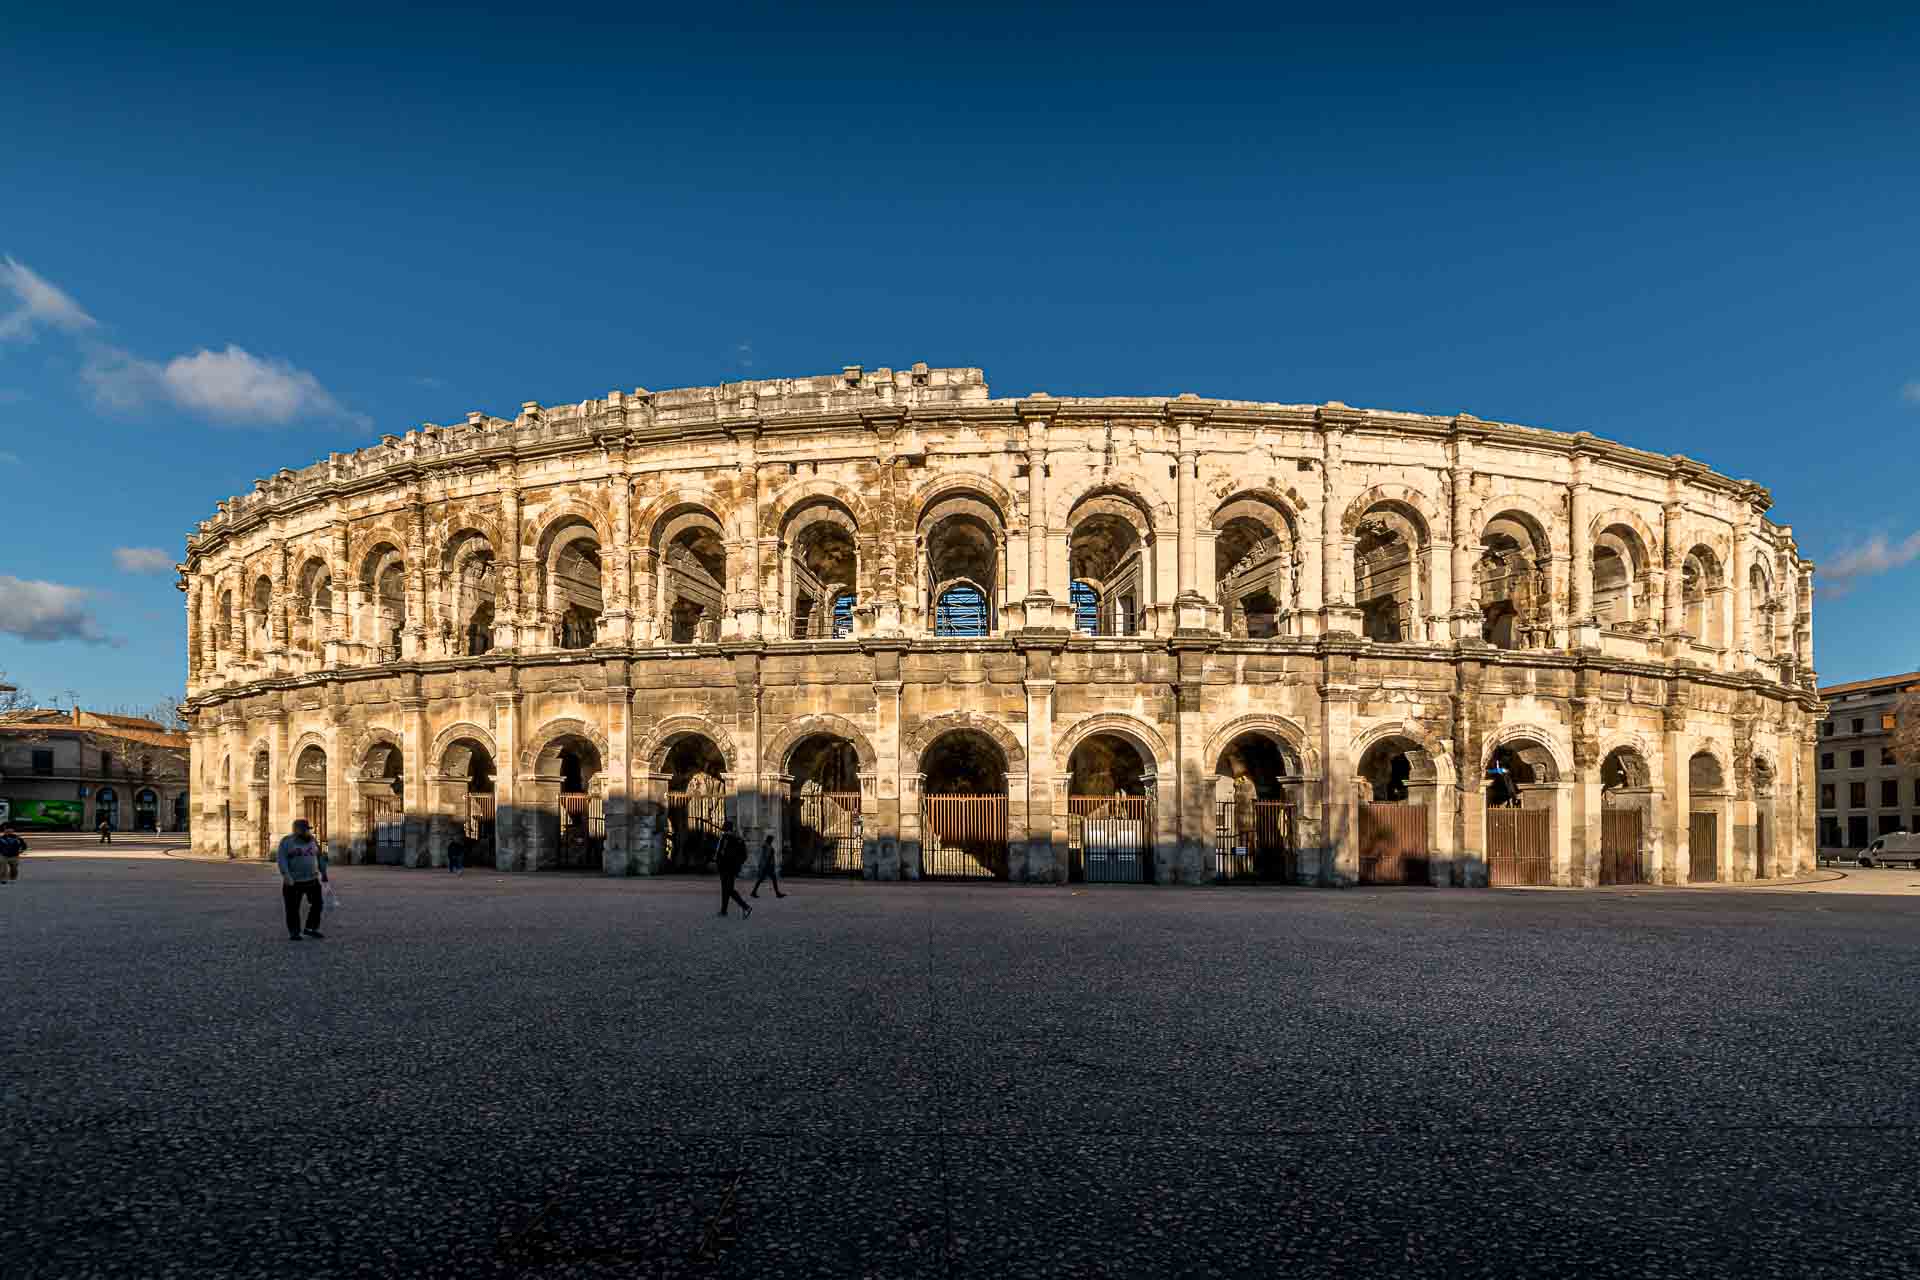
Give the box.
[1857,831,1920,868]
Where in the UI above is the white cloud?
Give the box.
[0,256,97,341]
[112,547,175,574]
[1902,381,1920,405]
[0,575,116,645]
[84,342,366,428]
[1816,531,1920,598]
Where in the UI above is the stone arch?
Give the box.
[637,714,740,775]
[1055,476,1170,533]
[1475,492,1559,558]
[349,531,407,586]
[1600,741,1655,790]
[1204,714,1320,779]
[520,717,612,778]
[283,730,331,779]
[248,737,273,782]
[762,713,878,775]
[429,722,499,777]
[1481,722,1571,784]
[345,727,405,781]
[1055,713,1172,779]
[1340,484,1438,542]
[1352,720,1454,788]
[439,525,501,576]
[908,470,1017,526]
[1212,488,1303,543]
[1587,506,1659,568]
[761,478,875,540]
[1688,741,1730,794]
[638,490,732,550]
[902,710,1027,774]
[531,502,612,564]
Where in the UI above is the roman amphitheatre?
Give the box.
[179,363,1819,887]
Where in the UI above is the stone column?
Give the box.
[327,523,349,665]
[1170,405,1211,631]
[1661,499,1686,650]
[734,651,764,848]
[1731,510,1752,669]
[1660,683,1689,884]
[493,691,520,871]
[1448,429,1476,642]
[602,660,632,874]
[402,688,428,866]
[1569,450,1596,648]
[606,443,634,644]
[1019,402,1056,629]
[1318,407,1362,634]
[633,545,658,645]
[405,495,428,659]
[871,644,907,878]
[1021,643,1062,883]
[1320,653,1359,883]
[1797,565,1815,679]
[736,428,764,640]
[268,707,289,858]
[1172,643,1211,883]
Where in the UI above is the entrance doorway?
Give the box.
[919,729,1009,879]
[662,735,727,874]
[1067,733,1154,884]
[1483,739,1559,887]
[786,735,863,875]
[1356,736,1434,885]
[1212,732,1298,882]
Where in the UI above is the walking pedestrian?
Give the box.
[276,817,328,941]
[447,828,467,875]
[97,817,112,845]
[0,823,25,884]
[751,832,786,898]
[716,819,751,918]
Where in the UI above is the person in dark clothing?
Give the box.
[0,823,25,883]
[716,819,751,918]
[97,818,112,845]
[447,829,467,875]
[751,833,786,899]
[275,817,328,940]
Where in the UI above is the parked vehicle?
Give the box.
[1857,832,1920,869]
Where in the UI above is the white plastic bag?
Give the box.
[323,882,340,911]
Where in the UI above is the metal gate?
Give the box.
[369,797,405,864]
[1487,807,1550,886]
[1755,812,1770,879]
[1070,796,1153,883]
[664,790,725,873]
[1598,808,1645,885]
[1210,801,1295,882]
[301,795,328,858]
[555,792,604,871]
[790,791,863,875]
[466,794,497,867]
[920,795,1007,879]
[1689,811,1718,882]
[1359,802,1430,885]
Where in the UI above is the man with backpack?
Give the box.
[716,819,751,918]
[0,823,25,883]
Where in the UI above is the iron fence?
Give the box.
[1210,801,1295,882]
[1069,795,1153,883]
[1359,802,1430,885]
[921,795,1007,879]
[790,792,864,875]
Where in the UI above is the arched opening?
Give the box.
[658,509,727,645]
[217,588,235,658]
[785,734,864,875]
[1591,524,1649,632]
[922,491,1003,636]
[1599,746,1652,885]
[1356,735,1437,885]
[293,559,333,656]
[786,500,859,640]
[95,786,119,832]
[1214,495,1297,639]
[443,532,498,657]
[1484,738,1559,886]
[359,742,406,865]
[529,733,603,871]
[1687,750,1726,882]
[662,735,728,873]
[1681,547,1724,648]
[172,792,188,833]
[439,738,495,868]
[1213,733,1300,882]
[919,729,1009,879]
[1749,562,1775,657]
[250,575,273,656]
[543,521,603,650]
[293,744,329,852]
[1477,513,1551,650]
[358,544,408,661]
[133,788,159,832]
[1352,504,1425,643]
[1066,494,1148,637]
[1067,733,1155,883]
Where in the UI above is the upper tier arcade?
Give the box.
[179,362,1815,697]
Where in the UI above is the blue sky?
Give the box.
[2,2,1916,707]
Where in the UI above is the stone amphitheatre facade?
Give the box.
[179,363,1821,888]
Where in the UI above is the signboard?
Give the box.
[0,798,9,824]
[8,799,85,829]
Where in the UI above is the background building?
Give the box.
[1816,671,1920,855]
[181,364,1820,885]
[0,708,192,832]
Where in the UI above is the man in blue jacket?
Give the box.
[276,817,328,940]
[0,823,25,883]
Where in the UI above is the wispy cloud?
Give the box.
[409,374,446,388]
[1902,381,1920,405]
[1817,531,1920,598]
[0,255,97,341]
[3,253,363,429]
[112,547,176,574]
[84,343,367,428]
[0,575,117,645]
[734,340,755,371]
[0,450,19,466]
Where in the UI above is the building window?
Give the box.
[1070,580,1099,634]
[1883,747,1897,766]
[1850,750,1866,769]
[1821,752,1834,770]
[1853,717,1865,734]
[934,583,988,637]
[1819,816,1843,848]
[1821,721,1833,737]
[101,752,114,776]
[1850,782,1867,808]
[1883,780,1900,807]
[1879,815,1903,837]
[32,749,53,775]
[1848,815,1870,847]
[1820,784,1836,809]
[1883,712,1898,731]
